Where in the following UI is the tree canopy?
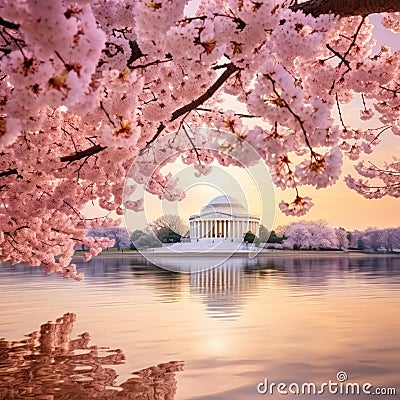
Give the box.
[1,0,400,277]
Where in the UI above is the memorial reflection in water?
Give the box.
[0,313,183,400]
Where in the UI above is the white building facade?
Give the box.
[189,196,260,242]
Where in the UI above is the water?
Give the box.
[0,254,399,399]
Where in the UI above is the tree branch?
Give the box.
[171,63,239,121]
[60,144,107,163]
[140,63,239,153]
[0,17,20,30]
[291,0,400,17]
[0,168,21,178]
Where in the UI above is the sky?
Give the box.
[84,14,400,233]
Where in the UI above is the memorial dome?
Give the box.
[207,195,245,210]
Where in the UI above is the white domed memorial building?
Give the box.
[189,196,260,243]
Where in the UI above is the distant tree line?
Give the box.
[257,221,400,252]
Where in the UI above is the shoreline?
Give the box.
[73,250,400,260]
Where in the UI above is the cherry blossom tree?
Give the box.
[1,0,400,276]
[283,220,339,249]
[148,214,189,237]
[86,226,132,250]
[335,227,349,250]
[348,229,364,249]
[360,226,400,251]
[362,227,383,250]
[380,227,400,251]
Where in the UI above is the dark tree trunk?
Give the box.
[292,0,400,17]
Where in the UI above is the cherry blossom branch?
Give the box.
[361,93,367,111]
[182,121,203,165]
[339,16,365,68]
[368,125,391,145]
[141,62,240,153]
[291,0,400,17]
[60,144,107,163]
[326,44,350,69]
[265,73,315,155]
[366,161,400,176]
[0,17,19,30]
[129,58,171,70]
[336,94,346,129]
[127,39,145,67]
[351,181,400,189]
[379,84,400,96]
[171,63,239,121]
[329,17,365,93]
[0,47,12,56]
[0,168,22,178]
[195,107,258,118]
[99,101,115,127]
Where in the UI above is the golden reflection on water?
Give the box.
[0,313,183,400]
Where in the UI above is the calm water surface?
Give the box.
[0,255,399,399]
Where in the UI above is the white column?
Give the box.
[197,220,200,238]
